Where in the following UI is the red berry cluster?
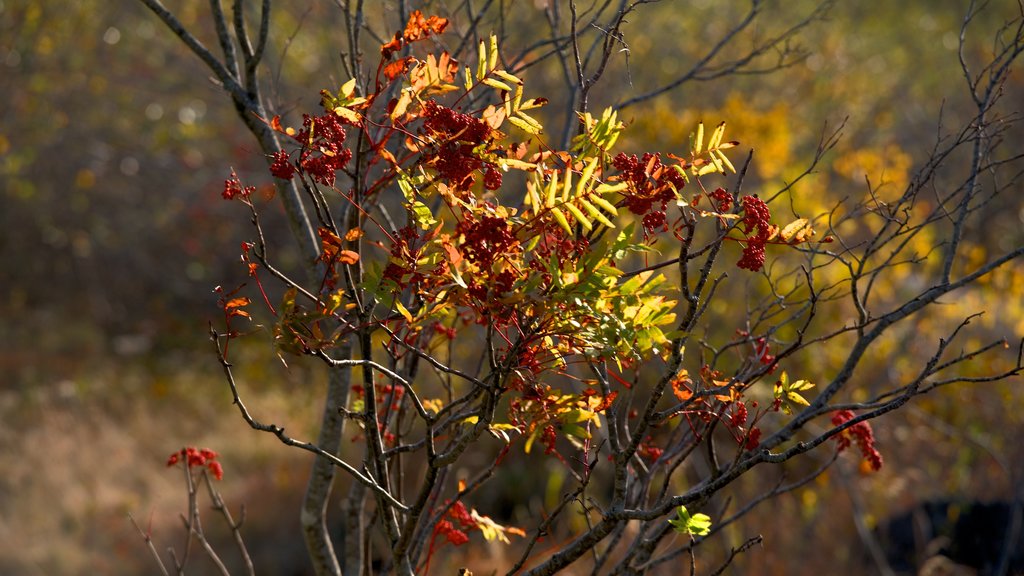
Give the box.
[638,438,664,462]
[831,409,883,471]
[422,101,499,190]
[736,195,772,272]
[729,401,748,428]
[456,214,518,269]
[269,150,295,180]
[612,152,686,238]
[708,187,733,212]
[222,170,255,200]
[744,427,762,450]
[433,500,475,546]
[166,446,224,480]
[293,113,353,186]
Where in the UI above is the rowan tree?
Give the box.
[137,1,1024,574]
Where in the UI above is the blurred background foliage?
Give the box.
[1,0,1022,574]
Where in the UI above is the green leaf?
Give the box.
[669,505,712,537]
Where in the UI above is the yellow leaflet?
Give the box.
[594,181,628,194]
[696,163,718,176]
[483,77,513,92]
[340,77,357,97]
[561,163,573,202]
[513,83,523,112]
[493,69,522,84]
[488,35,499,71]
[550,206,573,234]
[780,218,810,242]
[564,203,593,231]
[714,149,736,173]
[333,106,361,123]
[588,193,619,216]
[395,299,413,323]
[579,197,615,228]
[464,65,473,92]
[709,122,725,149]
[527,175,541,208]
[575,157,598,198]
[503,92,513,117]
[545,170,558,208]
[499,158,536,171]
[519,98,547,110]
[450,264,467,288]
[477,40,487,80]
[514,110,543,130]
[709,154,725,174]
[694,122,704,154]
[507,115,540,134]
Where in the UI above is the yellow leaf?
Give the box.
[482,77,513,92]
[708,122,726,149]
[390,90,412,120]
[493,69,522,84]
[780,219,809,242]
[579,197,615,228]
[514,111,544,131]
[394,299,413,323]
[575,157,598,198]
[550,206,573,234]
[561,163,573,202]
[340,77,357,97]
[507,115,540,135]
[588,193,619,216]
[488,35,499,71]
[545,171,558,208]
[714,149,736,173]
[594,181,628,195]
[477,40,487,79]
[498,158,536,171]
[422,398,444,413]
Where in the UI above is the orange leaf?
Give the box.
[591,392,618,413]
[344,228,364,242]
[671,370,693,402]
[224,297,251,309]
[381,34,403,59]
[337,250,360,265]
[402,10,448,42]
[384,56,416,81]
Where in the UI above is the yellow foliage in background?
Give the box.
[832,143,913,193]
[624,93,792,181]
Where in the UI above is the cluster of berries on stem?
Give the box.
[831,409,884,471]
[613,152,686,238]
[736,195,772,272]
[166,446,224,480]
